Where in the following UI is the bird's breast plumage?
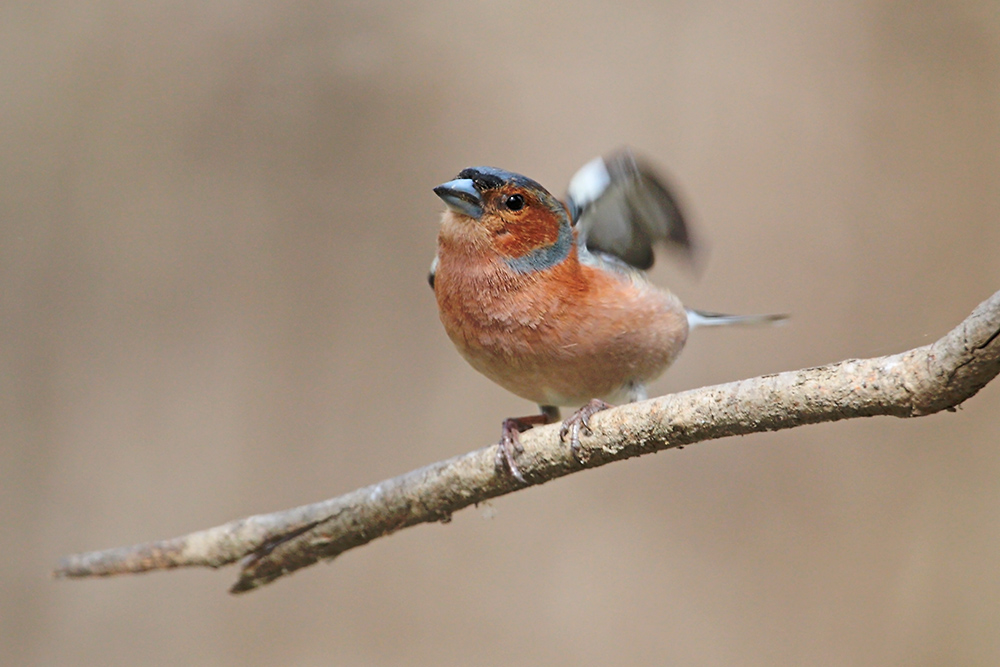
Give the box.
[434,236,688,406]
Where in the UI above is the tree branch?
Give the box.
[55,290,1000,594]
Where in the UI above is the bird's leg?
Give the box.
[560,399,614,457]
[497,406,561,484]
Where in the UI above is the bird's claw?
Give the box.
[559,399,613,459]
[497,418,528,484]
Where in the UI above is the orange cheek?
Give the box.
[494,212,561,258]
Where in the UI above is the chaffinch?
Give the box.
[430,148,784,482]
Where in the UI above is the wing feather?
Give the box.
[567,148,694,270]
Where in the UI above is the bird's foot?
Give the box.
[560,399,614,458]
[496,414,551,484]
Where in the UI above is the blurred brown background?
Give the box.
[4,1,1000,665]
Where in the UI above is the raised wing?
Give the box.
[566,148,694,270]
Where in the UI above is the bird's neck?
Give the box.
[501,220,574,275]
[437,236,587,306]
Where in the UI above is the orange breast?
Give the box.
[435,245,689,406]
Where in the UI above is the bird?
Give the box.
[429,148,785,483]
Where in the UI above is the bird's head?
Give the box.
[433,167,573,273]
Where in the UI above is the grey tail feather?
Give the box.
[686,309,789,329]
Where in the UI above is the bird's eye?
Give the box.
[504,194,525,211]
